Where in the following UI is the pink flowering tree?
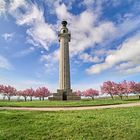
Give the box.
[128,81,136,94]
[26,88,35,101]
[119,80,133,98]
[120,81,128,98]
[16,90,23,101]
[3,85,17,101]
[83,88,99,100]
[35,87,51,100]
[112,81,139,99]
[115,83,126,100]
[0,84,5,100]
[126,81,136,96]
[0,85,4,92]
[20,90,29,101]
[101,81,117,99]
[120,81,140,99]
[75,90,83,97]
[133,82,140,99]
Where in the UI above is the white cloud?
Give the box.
[115,62,134,70]
[93,49,108,56]
[83,0,94,6]
[0,0,6,15]
[55,3,117,56]
[119,66,140,75]
[19,4,56,50]
[26,22,56,50]
[8,1,57,50]
[8,0,28,20]
[2,0,140,77]
[2,0,140,56]
[79,53,101,63]
[0,55,12,69]
[41,49,59,62]
[16,4,42,25]
[56,3,70,20]
[34,2,116,70]
[72,19,116,54]
[118,16,140,38]
[87,32,140,74]
[40,50,59,73]
[2,33,14,41]
[9,0,27,11]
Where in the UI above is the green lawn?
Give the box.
[0,96,139,107]
[0,107,140,140]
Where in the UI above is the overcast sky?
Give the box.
[0,0,140,91]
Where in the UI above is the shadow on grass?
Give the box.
[123,98,140,101]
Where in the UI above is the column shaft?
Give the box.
[59,36,71,90]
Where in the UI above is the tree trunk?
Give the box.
[39,97,41,101]
[110,94,114,99]
[3,96,6,100]
[30,96,32,101]
[139,95,140,100]
[17,96,20,101]
[8,96,10,101]
[24,97,27,101]
[92,96,94,100]
[42,97,44,100]
[120,95,123,100]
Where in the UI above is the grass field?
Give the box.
[0,96,139,107]
[0,107,140,140]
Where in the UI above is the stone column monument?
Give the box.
[59,20,71,91]
[49,21,80,100]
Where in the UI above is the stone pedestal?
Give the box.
[49,89,81,101]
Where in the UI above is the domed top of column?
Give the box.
[62,20,67,27]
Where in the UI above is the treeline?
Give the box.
[76,80,140,100]
[0,85,51,101]
[0,80,140,101]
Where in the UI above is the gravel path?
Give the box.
[0,102,140,111]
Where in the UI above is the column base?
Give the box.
[48,89,81,101]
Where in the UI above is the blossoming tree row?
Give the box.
[76,80,140,100]
[0,85,51,101]
[0,80,140,101]
[76,89,99,100]
[101,80,140,99]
